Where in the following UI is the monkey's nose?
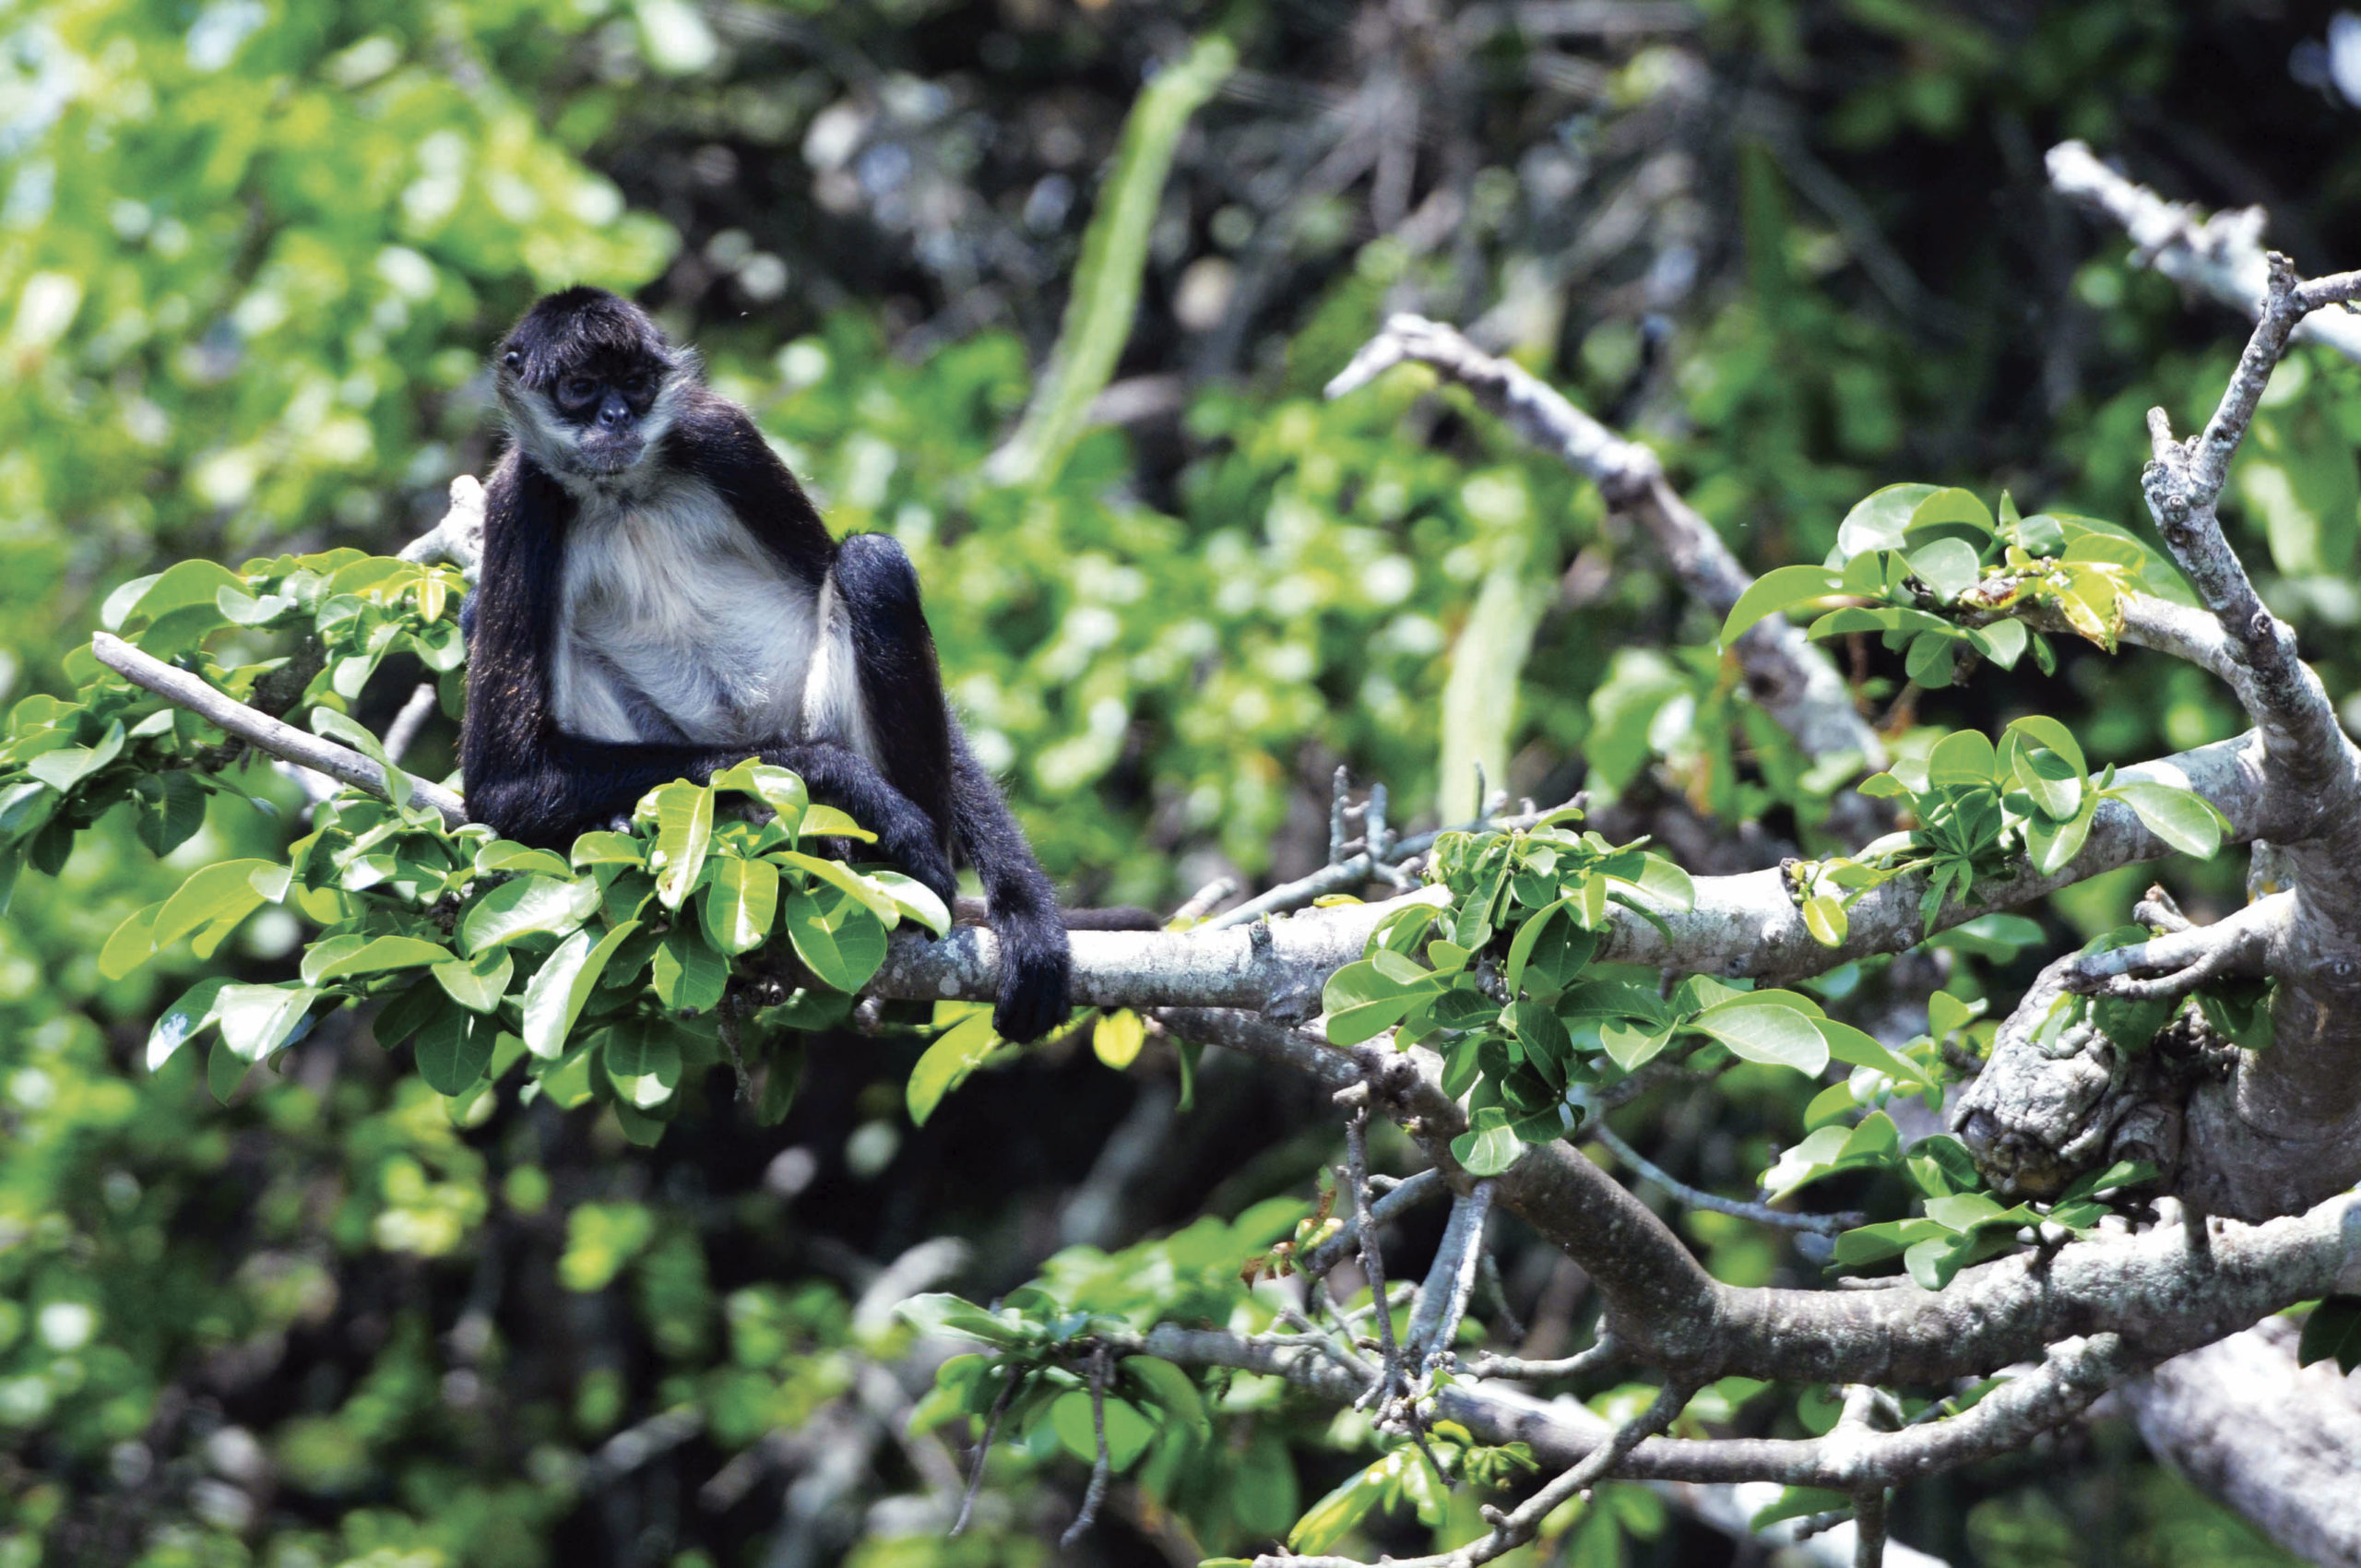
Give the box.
[598,398,633,429]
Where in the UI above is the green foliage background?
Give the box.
[0,0,2355,1563]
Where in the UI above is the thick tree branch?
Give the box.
[2114,1316,2361,1568]
[1157,1006,2361,1389]
[90,634,468,828]
[1326,314,1884,777]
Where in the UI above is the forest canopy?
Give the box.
[3,3,2361,1567]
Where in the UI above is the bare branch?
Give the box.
[91,633,468,829]
[2057,893,2284,1004]
[2046,141,2361,364]
[2116,1317,2361,1568]
[1465,1336,1621,1383]
[1060,1346,1114,1547]
[1341,1097,1408,1407]
[1300,1167,1448,1277]
[1406,1182,1493,1367]
[380,682,440,766]
[397,473,487,580]
[1593,1123,1859,1236]
[1327,314,1884,776]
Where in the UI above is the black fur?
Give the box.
[462,288,1071,1041]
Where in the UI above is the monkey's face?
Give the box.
[494,288,695,488]
[501,349,670,478]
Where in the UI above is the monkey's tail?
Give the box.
[953,897,1163,932]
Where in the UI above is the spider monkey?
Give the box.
[461,287,1079,1041]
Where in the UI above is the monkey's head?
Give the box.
[494,287,696,485]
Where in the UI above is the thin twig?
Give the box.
[1408,1183,1494,1371]
[1341,1096,1406,1406]
[1204,793,1556,932]
[381,681,440,765]
[1465,1335,1621,1383]
[950,1369,1016,1537]
[1061,1346,1115,1548]
[1301,1167,1449,1277]
[91,633,469,827]
[1169,874,1240,925]
[1594,1123,1859,1235]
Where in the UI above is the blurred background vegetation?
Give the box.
[0,0,2357,1562]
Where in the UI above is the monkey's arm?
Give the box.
[944,729,1073,1043]
[826,531,1072,1042]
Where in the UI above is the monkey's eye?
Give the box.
[622,373,649,395]
[502,350,523,371]
[559,376,599,408]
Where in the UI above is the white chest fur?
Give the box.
[551,475,848,753]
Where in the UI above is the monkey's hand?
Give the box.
[871,805,959,909]
[988,903,1073,1045]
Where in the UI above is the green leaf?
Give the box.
[475,840,575,878]
[1451,1109,1525,1177]
[2003,715,2087,784]
[132,770,208,856]
[648,779,714,910]
[1815,1018,1927,1087]
[604,1015,683,1093]
[907,1011,1001,1125]
[148,978,231,1070]
[1692,1000,1830,1075]
[100,900,165,980]
[1121,1356,1211,1443]
[1320,959,1436,1045]
[310,934,452,981]
[783,885,889,992]
[775,850,902,925]
[1599,1018,1673,1072]
[214,982,319,1062]
[1287,1461,1393,1555]
[1907,537,1982,600]
[2297,1297,2361,1375]
[867,870,952,937]
[1094,1008,1146,1069]
[1836,483,1940,556]
[2107,781,2225,859]
[703,855,781,955]
[1904,1134,1982,1199]
[125,559,245,624]
[1909,486,1996,535]
[413,1008,492,1095]
[1973,616,2028,669]
[433,948,514,1015]
[1904,630,1957,688]
[2023,800,2095,876]
[987,33,1235,489]
[461,874,599,955]
[652,921,729,1015]
[709,758,809,834]
[1904,1232,1974,1291]
[569,831,647,868]
[1802,895,1848,946]
[896,1292,1026,1347]
[25,719,125,792]
[1049,1391,1157,1472]
[795,802,876,842]
[1719,564,1842,644]
[1927,730,1999,789]
[520,921,641,1059]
